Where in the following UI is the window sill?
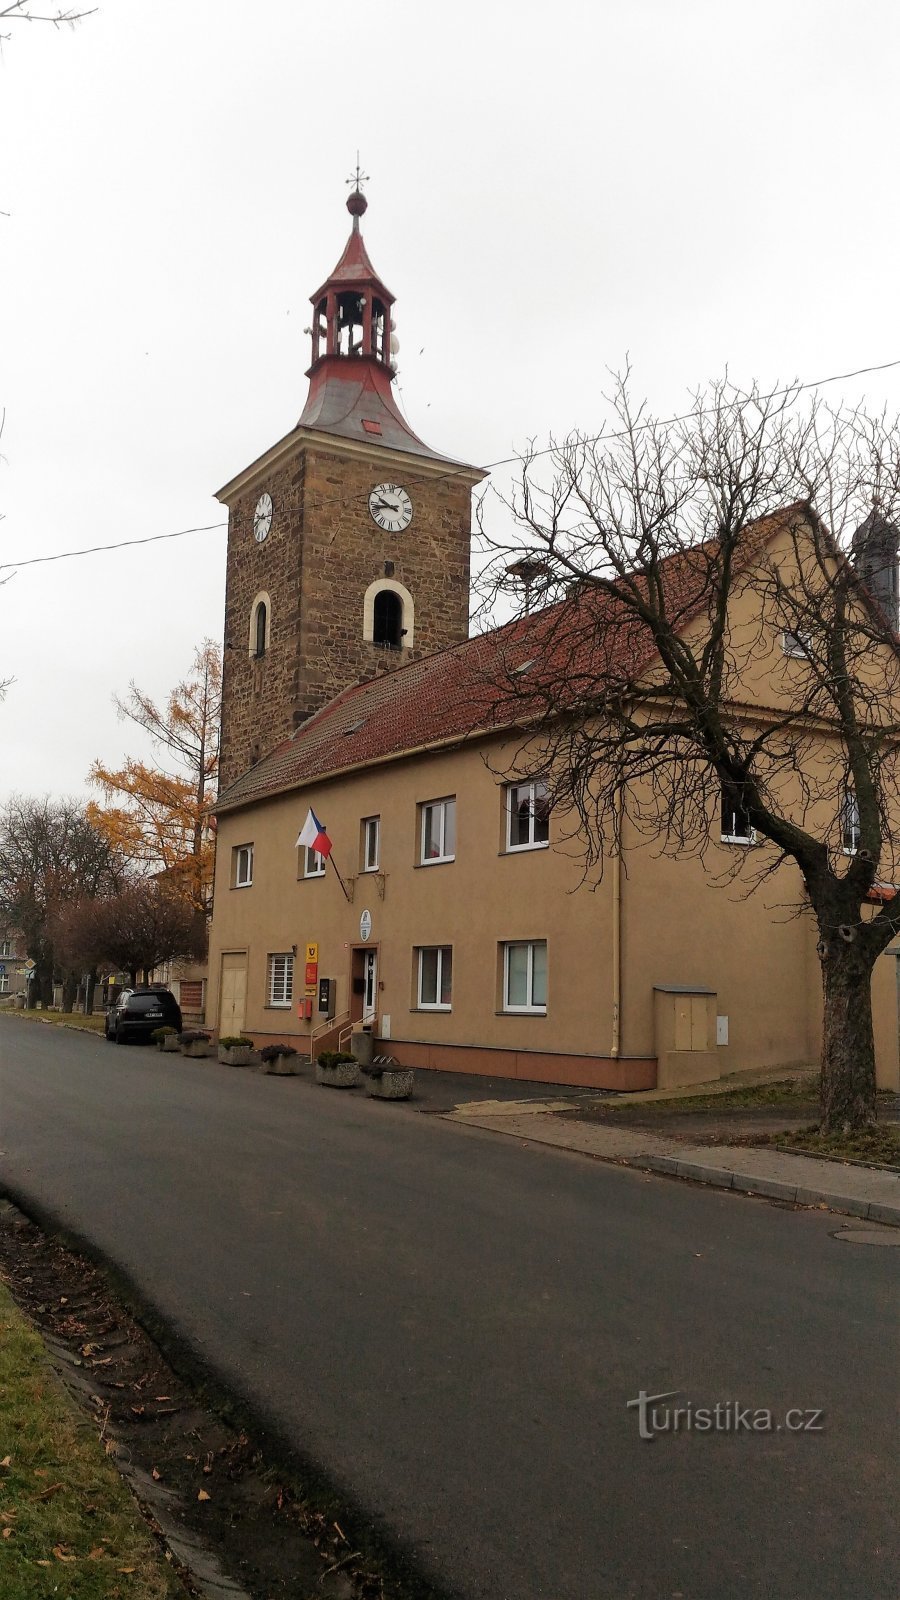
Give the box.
[411,1005,452,1014]
[232,882,253,890]
[721,835,754,847]
[417,857,455,867]
[498,1007,547,1017]
[264,1002,293,1010]
[503,841,550,855]
[359,866,380,875]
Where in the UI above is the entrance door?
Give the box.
[219,952,247,1037]
[362,949,377,1024]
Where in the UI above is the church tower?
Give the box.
[216,184,486,790]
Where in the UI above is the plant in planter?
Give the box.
[259,1042,300,1076]
[315,1050,360,1089]
[152,1025,181,1053]
[179,1028,212,1059]
[217,1034,255,1067]
[365,1057,415,1101]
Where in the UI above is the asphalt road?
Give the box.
[1,1017,896,1600]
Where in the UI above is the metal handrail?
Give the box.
[309,1008,349,1060]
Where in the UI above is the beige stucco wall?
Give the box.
[207,732,900,1091]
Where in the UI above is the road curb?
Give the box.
[639,1153,900,1224]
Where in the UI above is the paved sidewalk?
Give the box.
[443,1103,900,1224]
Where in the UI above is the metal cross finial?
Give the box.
[346,152,369,193]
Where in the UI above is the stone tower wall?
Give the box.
[218,441,474,790]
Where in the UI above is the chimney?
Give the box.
[852,509,899,631]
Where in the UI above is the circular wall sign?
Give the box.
[359,909,372,942]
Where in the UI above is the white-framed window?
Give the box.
[420,797,456,864]
[0,972,9,993]
[841,790,861,855]
[304,846,327,879]
[502,940,547,1014]
[233,844,254,887]
[506,778,550,851]
[361,816,380,872]
[782,628,811,659]
[267,953,294,1007]
[0,939,12,958]
[417,946,453,1010]
[720,781,753,845]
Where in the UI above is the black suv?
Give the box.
[104,986,183,1044]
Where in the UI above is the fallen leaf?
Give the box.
[34,1482,64,1501]
[88,1547,105,1560]
[118,1566,136,1574]
[35,1559,51,1566]
[197,1489,210,1502]
[53,1544,76,1562]
[154,1396,171,1403]
[59,1297,68,1305]
[2,1528,11,1539]
[151,1468,161,1481]
[0,1456,10,1469]
[33,1469,47,1478]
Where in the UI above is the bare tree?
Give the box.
[54,882,207,989]
[0,795,128,1004]
[474,375,900,1134]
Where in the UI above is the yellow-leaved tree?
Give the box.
[88,641,221,914]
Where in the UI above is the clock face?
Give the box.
[253,492,273,544]
[368,483,413,533]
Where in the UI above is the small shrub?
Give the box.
[219,1035,253,1049]
[259,1043,298,1063]
[180,1029,212,1044]
[317,1050,357,1068]
[151,1025,178,1043]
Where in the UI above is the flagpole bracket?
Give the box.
[374,872,387,901]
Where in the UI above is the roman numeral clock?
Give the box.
[368,483,413,533]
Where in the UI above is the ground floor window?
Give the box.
[502,940,547,1013]
[417,946,452,1009]
[0,973,9,993]
[267,953,294,1007]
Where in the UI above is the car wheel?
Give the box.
[115,1026,127,1045]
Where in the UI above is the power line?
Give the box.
[0,521,227,571]
[3,354,900,574]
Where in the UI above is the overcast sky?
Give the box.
[2,0,899,804]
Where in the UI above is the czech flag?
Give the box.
[296,807,333,859]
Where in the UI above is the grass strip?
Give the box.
[0,1010,106,1033]
[0,1280,183,1599]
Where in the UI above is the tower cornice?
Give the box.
[215,425,486,507]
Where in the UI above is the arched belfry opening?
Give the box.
[373,588,403,649]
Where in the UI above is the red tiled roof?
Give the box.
[215,509,796,814]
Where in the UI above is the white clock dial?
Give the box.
[368,483,413,533]
[253,492,273,543]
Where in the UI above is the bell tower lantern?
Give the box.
[216,180,487,792]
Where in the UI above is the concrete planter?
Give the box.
[366,1067,415,1101]
[316,1060,360,1089]
[157,1035,181,1053]
[181,1039,213,1059]
[260,1052,300,1076]
[218,1045,254,1067]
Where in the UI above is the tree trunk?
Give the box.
[819,944,878,1133]
[62,972,78,1013]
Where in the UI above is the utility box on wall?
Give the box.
[653,986,720,1088]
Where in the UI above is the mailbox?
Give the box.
[318,977,334,1017]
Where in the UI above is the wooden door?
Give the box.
[219,953,247,1037]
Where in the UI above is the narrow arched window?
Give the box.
[254,602,267,659]
[373,589,402,649]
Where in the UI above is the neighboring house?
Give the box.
[205,187,900,1092]
[0,931,28,1002]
